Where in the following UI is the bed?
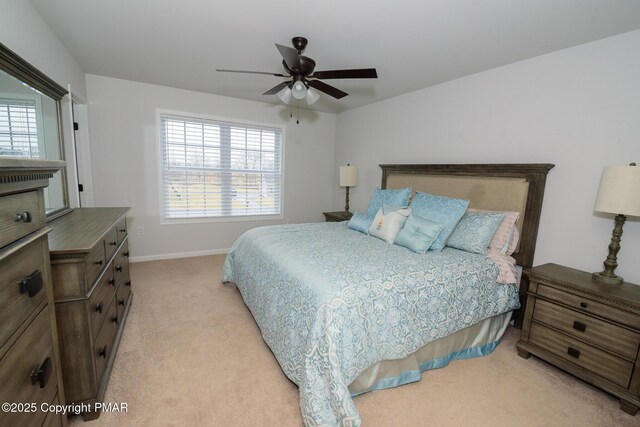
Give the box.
[222,163,554,426]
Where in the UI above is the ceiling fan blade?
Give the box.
[308,80,348,99]
[216,69,288,77]
[275,44,302,71]
[312,68,378,79]
[262,81,291,95]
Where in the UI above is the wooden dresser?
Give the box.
[48,208,132,420]
[517,263,640,415]
[0,159,68,427]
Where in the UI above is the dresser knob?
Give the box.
[111,315,118,325]
[119,298,125,306]
[118,228,126,233]
[18,270,43,297]
[95,260,103,266]
[567,347,581,359]
[572,321,587,332]
[115,265,123,272]
[580,302,588,309]
[30,357,52,388]
[110,241,117,246]
[108,278,116,286]
[95,302,103,313]
[125,281,131,287]
[124,251,130,257]
[98,346,107,358]
[15,211,32,223]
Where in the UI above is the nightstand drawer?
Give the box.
[537,284,640,330]
[529,322,633,388]
[533,299,640,360]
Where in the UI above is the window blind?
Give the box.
[0,98,40,158]
[160,114,282,219]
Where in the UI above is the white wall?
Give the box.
[0,0,86,99]
[86,75,336,260]
[334,30,640,284]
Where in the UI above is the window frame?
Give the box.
[156,109,285,224]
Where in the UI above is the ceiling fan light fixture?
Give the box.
[277,86,292,103]
[305,87,320,105]
[291,81,307,99]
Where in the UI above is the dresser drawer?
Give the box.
[116,270,132,322]
[84,241,106,291]
[115,217,127,245]
[537,284,640,330]
[42,395,64,427]
[88,264,116,339]
[529,322,634,388]
[533,299,640,360]
[0,306,58,427]
[93,296,119,384]
[0,191,44,249]
[0,235,48,347]
[105,227,119,261]
[114,239,129,287]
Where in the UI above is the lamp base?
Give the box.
[592,271,623,285]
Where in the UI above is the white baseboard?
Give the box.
[129,248,229,263]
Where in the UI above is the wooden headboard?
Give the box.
[381,164,554,325]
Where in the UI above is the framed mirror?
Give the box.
[0,43,71,219]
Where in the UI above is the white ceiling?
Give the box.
[30,0,640,113]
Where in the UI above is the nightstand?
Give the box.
[517,263,640,415]
[323,211,353,222]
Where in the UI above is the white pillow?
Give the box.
[369,205,411,244]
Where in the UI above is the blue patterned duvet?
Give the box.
[222,222,519,426]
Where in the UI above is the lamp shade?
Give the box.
[594,164,640,217]
[291,81,307,100]
[340,165,358,187]
[277,86,292,103]
[305,87,320,105]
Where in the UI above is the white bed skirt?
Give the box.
[349,311,512,396]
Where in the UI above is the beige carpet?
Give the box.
[69,255,637,427]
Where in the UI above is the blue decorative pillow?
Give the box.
[366,187,412,218]
[409,192,470,251]
[369,205,411,244]
[347,211,374,234]
[394,213,445,254]
[446,212,505,254]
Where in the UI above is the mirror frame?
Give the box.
[0,42,71,220]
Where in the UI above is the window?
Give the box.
[0,98,40,158]
[159,112,283,221]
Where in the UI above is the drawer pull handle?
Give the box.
[108,278,116,286]
[95,302,103,313]
[573,321,586,332]
[30,357,52,389]
[126,280,132,287]
[111,315,118,325]
[110,241,117,246]
[580,302,588,309]
[15,211,32,223]
[98,346,108,358]
[115,265,123,272]
[95,260,103,266]
[124,251,130,257]
[18,270,43,297]
[119,298,125,306]
[118,228,126,233]
[567,347,581,359]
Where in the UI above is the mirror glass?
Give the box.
[0,60,68,215]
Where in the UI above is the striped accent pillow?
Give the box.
[467,208,520,255]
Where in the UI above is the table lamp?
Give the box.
[340,164,358,212]
[592,163,640,284]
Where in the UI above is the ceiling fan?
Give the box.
[216,36,377,105]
